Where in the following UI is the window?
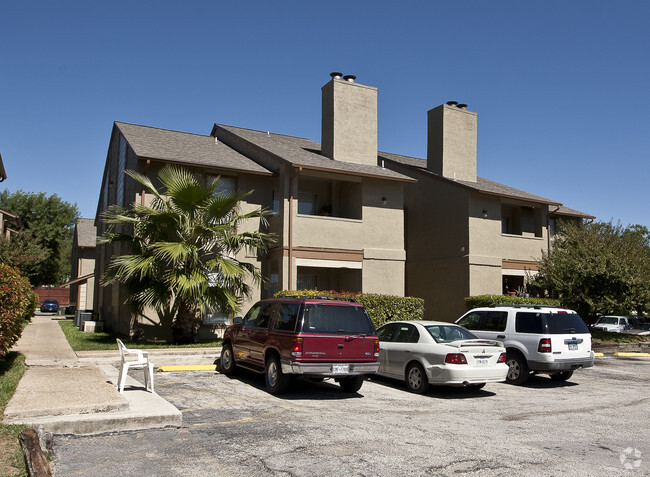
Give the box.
[297,273,317,291]
[298,192,317,215]
[377,323,399,342]
[243,302,277,329]
[426,325,477,343]
[207,174,236,196]
[457,311,483,330]
[483,311,507,332]
[301,304,374,334]
[546,314,589,334]
[272,190,280,217]
[273,303,300,332]
[203,309,230,325]
[515,312,544,334]
[393,325,419,343]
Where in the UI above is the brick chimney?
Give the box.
[427,102,477,182]
[321,73,378,166]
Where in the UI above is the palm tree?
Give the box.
[99,166,274,343]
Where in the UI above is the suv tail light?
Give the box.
[291,338,303,357]
[374,339,380,357]
[445,353,467,364]
[497,352,506,363]
[538,338,552,353]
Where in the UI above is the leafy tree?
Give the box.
[0,190,79,285]
[534,221,650,318]
[99,166,274,343]
[0,233,50,281]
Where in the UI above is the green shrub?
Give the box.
[0,264,35,356]
[465,294,561,310]
[275,290,424,328]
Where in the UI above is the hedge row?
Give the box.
[465,294,561,310]
[0,264,37,357]
[275,290,424,327]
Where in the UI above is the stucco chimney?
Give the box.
[321,74,378,166]
[427,103,477,182]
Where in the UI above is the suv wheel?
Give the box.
[339,376,364,393]
[506,351,530,385]
[220,343,237,375]
[406,362,430,394]
[550,371,573,382]
[265,354,290,394]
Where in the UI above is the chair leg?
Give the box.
[119,363,131,393]
[148,363,155,393]
[117,365,124,392]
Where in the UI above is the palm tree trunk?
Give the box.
[172,300,198,344]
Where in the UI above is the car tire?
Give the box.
[265,354,290,394]
[550,371,573,382]
[506,351,530,385]
[339,376,364,393]
[220,343,237,375]
[406,362,430,394]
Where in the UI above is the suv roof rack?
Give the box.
[276,294,357,303]
[488,304,566,309]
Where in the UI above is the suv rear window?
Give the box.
[546,313,589,334]
[516,312,589,334]
[301,304,375,334]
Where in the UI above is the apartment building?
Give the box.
[381,102,593,320]
[94,74,413,338]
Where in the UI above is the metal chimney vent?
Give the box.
[330,72,342,79]
[446,101,459,107]
[343,75,356,82]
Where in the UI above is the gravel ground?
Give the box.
[51,356,649,476]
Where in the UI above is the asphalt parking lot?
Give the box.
[52,356,649,476]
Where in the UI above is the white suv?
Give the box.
[455,305,594,385]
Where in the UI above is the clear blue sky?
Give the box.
[1,1,648,228]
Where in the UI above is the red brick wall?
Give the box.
[34,287,69,306]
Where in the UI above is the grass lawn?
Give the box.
[58,320,222,351]
[0,352,28,476]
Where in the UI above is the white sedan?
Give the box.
[375,320,508,393]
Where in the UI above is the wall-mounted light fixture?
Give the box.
[381,197,388,206]
[482,209,488,218]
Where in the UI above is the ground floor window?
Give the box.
[296,267,361,293]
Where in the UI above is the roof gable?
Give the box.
[115,122,273,176]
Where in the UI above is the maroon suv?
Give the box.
[220,296,380,394]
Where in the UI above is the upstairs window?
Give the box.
[297,177,361,219]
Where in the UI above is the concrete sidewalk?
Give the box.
[3,316,185,435]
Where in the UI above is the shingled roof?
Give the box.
[75,218,96,248]
[115,122,273,176]
[213,124,416,183]
[551,205,596,220]
[378,151,564,206]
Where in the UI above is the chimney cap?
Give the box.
[457,103,468,109]
[343,74,356,82]
[446,101,459,106]
[330,72,343,79]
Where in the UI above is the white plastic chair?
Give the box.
[116,339,155,393]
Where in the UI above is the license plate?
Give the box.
[332,364,349,374]
[476,358,489,366]
[568,343,578,350]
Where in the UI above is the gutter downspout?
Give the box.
[288,167,302,290]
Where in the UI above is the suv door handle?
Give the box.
[497,335,506,339]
